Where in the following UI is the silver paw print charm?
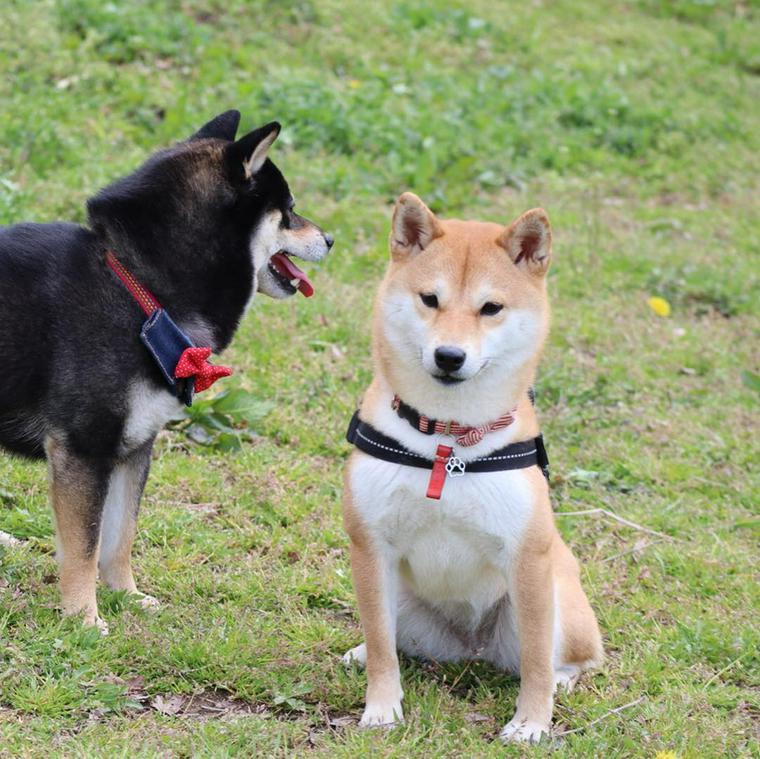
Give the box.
[445,455,466,477]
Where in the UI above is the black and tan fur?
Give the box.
[0,110,332,630]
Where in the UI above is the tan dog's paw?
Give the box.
[74,613,108,635]
[500,717,551,744]
[0,530,21,547]
[553,664,581,693]
[94,616,110,636]
[342,643,367,670]
[64,607,109,635]
[359,700,404,727]
[132,592,160,611]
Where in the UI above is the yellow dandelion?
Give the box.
[348,79,361,89]
[655,751,678,759]
[648,296,671,317]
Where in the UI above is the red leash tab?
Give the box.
[426,444,453,500]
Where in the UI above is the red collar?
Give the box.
[105,250,162,316]
[391,395,517,447]
[105,250,232,398]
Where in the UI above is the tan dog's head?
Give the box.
[373,192,552,419]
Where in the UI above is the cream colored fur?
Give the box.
[342,193,603,744]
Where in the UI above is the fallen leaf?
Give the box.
[647,296,671,317]
[465,712,491,723]
[151,694,184,715]
[86,707,107,723]
[126,675,146,694]
[633,538,649,554]
[567,468,600,484]
[328,715,354,727]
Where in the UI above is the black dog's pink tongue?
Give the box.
[270,253,314,297]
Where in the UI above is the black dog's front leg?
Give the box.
[45,436,111,631]
[98,440,154,597]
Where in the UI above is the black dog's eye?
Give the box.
[480,302,503,316]
[420,293,439,309]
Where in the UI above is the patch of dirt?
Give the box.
[91,677,269,723]
[106,680,360,730]
[139,681,264,721]
[148,690,267,720]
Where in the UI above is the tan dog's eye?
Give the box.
[420,293,439,309]
[480,302,503,316]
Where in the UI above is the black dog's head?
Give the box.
[88,110,332,300]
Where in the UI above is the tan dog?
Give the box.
[342,193,603,743]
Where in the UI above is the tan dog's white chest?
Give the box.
[349,453,535,610]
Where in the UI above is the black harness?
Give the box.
[346,397,550,482]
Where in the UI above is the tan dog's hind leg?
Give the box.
[555,538,604,687]
[501,540,555,744]
[343,491,403,727]
[98,441,157,608]
[46,437,109,633]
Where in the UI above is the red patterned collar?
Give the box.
[391,395,517,447]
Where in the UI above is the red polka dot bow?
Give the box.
[174,347,233,393]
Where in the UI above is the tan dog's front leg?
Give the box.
[501,544,555,744]
[346,529,403,727]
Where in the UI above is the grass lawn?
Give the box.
[1,0,758,756]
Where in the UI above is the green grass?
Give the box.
[1,0,758,756]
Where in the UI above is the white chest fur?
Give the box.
[121,380,184,453]
[349,451,535,616]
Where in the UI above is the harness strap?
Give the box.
[346,412,549,480]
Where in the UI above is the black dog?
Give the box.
[0,110,332,631]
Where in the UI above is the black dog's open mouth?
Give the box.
[268,252,314,298]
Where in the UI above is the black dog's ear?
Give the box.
[228,122,281,179]
[190,110,241,141]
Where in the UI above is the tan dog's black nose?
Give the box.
[434,346,466,372]
[324,232,334,249]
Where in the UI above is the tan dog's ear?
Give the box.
[390,192,443,259]
[497,208,552,276]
